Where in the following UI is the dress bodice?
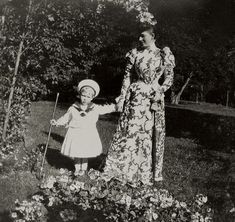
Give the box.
[133,47,163,84]
[116,43,175,106]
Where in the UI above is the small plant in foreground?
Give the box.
[11,168,214,222]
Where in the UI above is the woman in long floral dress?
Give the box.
[103,25,175,185]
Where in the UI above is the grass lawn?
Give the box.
[167,100,235,117]
[0,101,234,221]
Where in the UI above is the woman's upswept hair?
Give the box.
[138,23,156,37]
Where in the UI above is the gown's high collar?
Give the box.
[140,42,158,52]
[148,42,158,51]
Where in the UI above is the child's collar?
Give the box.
[72,102,94,116]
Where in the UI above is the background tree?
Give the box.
[149,0,235,104]
[1,0,34,141]
[0,0,155,142]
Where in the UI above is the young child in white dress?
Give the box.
[51,79,117,176]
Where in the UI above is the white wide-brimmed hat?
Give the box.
[77,79,100,97]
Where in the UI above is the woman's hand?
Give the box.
[50,119,57,126]
[151,89,163,103]
[153,91,161,102]
[116,100,124,112]
[150,89,164,111]
[151,101,161,111]
[115,96,124,112]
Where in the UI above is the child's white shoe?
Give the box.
[74,170,85,176]
[74,164,81,176]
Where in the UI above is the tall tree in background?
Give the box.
[149,0,235,104]
[2,0,33,141]
[0,0,156,141]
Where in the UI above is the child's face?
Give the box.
[79,87,95,105]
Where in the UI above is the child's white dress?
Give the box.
[56,103,116,158]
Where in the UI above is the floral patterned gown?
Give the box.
[103,43,175,185]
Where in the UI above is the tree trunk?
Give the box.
[2,40,24,142]
[226,90,229,107]
[1,0,33,142]
[196,92,199,104]
[171,72,193,105]
[200,84,204,101]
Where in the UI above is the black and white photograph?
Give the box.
[0,0,234,221]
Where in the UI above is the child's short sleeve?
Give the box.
[56,107,73,126]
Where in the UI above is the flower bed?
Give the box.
[11,168,213,222]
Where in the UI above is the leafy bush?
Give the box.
[0,87,31,157]
[0,0,154,100]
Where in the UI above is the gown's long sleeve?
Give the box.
[160,47,175,93]
[116,49,136,108]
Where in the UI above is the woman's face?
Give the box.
[139,31,155,48]
[79,87,94,105]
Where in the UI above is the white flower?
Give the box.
[152,212,158,220]
[88,169,100,180]
[48,197,55,207]
[137,11,157,25]
[119,195,126,205]
[144,209,153,221]
[32,195,44,202]
[175,200,180,208]
[200,216,205,222]
[195,194,208,206]
[69,184,75,191]
[11,212,17,218]
[96,4,105,14]
[229,207,235,213]
[89,186,98,195]
[158,191,174,208]
[172,213,177,218]
[202,196,208,203]
[59,168,66,174]
[132,198,142,208]
[150,197,158,203]
[72,181,85,190]
[125,195,132,208]
[180,201,187,208]
[191,212,201,221]
[205,216,212,222]
[100,172,113,182]
[47,15,54,22]
[59,175,69,184]
[43,176,56,189]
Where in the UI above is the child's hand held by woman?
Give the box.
[50,119,57,126]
